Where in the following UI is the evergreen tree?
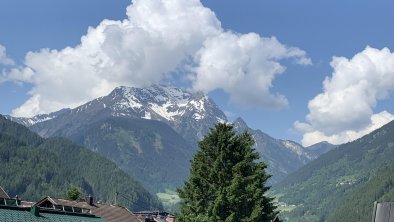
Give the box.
[66,185,81,200]
[178,123,280,222]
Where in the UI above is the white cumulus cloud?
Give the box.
[0,44,14,66]
[2,0,310,117]
[193,32,311,109]
[296,47,394,146]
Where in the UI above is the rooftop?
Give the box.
[0,187,10,199]
[0,203,105,222]
[133,211,175,222]
[35,197,141,222]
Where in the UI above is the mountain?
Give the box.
[233,117,316,183]
[13,85,226,146]
[306,141,338,157]
[8,85,337,192]
[0,115,161,211]
[273,120,394,222]
[8,85,227,193]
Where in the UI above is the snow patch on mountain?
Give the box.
[26,116,53,125]
[280,140,313,160]
[149,102,182,121]
[142,111,151,120]
[193,113,203,120]
[189,98,206,113]
[124,94,143,109]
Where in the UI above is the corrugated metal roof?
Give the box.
[0,206,106,222]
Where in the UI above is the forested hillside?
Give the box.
[327,160,394,222]
[0,115,162,211]
[273,120,394,221]
[68,117,194,193]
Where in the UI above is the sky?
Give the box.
[1,0,394,146]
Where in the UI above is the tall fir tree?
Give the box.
[178,123,280,222]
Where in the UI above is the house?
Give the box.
[35,196,141,222]
[134,211,175,222]
[0,186,162,222]
[0,196,105,222]
[372,201,394,222]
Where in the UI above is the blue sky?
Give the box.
[1,0,394,146]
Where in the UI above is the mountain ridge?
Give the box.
[6,85,335,190]
[10,85,227,146]
[232,117,335,183]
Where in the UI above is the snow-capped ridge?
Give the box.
[6,108,70,127]
[107,85,219,122]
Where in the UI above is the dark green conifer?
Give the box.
[66,185,81,200]
[178,123,280,222]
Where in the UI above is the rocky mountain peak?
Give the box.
[107,85,217,122]
[233,117,249,132]
[113,84,192,104]
[108,85,204,121]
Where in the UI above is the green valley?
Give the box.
[0,115,162,211]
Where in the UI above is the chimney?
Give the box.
[86,195,93,205]
[14,195,21,206]
[31,206,40,217]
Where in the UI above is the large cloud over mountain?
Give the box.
[296,47,394,146]
[2,0,310,117]
[193,32,310,109]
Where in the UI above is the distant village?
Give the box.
[0,186,175,222]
